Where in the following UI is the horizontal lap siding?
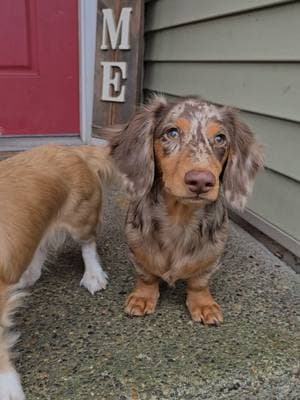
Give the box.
[144,0,300,251]
[241,112,300,182]
[144,62,300,123]
[145,0,295,31]
[145,2,300,61]
[249,169,300,242]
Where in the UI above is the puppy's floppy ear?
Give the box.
[104,95,168,198]
[221,107,264,211]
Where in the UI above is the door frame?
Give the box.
[0,0,98,151]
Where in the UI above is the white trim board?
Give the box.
[90,137,107,146]
[79,0,98,144]
[0,136,83,152]
[0,0,98,151]
[0,136,106,152]
[235,208,300,258]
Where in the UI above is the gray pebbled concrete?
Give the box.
[16,187,299,400]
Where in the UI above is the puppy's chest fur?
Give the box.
[126,196,228,283]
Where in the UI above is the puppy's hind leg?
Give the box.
[80,241,108,295]
[0,283,25,400]
[67,191,108,295]
[16,245,46,290]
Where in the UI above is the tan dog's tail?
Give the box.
[74,144,115,183]
[0,282,26,368]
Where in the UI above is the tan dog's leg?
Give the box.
[16,245,46,289]
[125,275,160,316]
[186,275,223,325]
[66,194,107,295]
[0,283,25,399]
[80,241,107,295]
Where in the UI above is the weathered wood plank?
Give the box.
[145,2,300,61]
[144,62,300,123]
[93,0,144,130]
[145,0,295,32]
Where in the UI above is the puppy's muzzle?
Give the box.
[184,170,216,195]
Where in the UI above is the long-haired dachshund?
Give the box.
[105,96,264,325]
[0,144,113,399]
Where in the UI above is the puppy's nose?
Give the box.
[184,170,216,194]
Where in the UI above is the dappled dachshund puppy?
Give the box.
[0,144,113,399]
[106,96,264,325]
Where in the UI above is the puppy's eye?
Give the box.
[214,133,226,146]
[165,128,179,139]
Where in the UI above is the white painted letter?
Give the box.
[101,8,132,50]
[101,61,127,102]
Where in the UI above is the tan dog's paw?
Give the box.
[186,285,223,325]
[125,277,160,317]
[125,293,158,316]
[188,302,223,325]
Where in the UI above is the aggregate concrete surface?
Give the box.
[16,187,300,400]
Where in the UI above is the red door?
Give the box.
[0,0,80,136]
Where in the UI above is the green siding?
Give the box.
[144,0,300,251]
[248,169,300,242]
[144,62,300,123]
[145,2,300,61]
[145,0,295,31]
[241,112,300,182]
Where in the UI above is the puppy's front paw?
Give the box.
[125,278,160,316]
[186,285,223,325]
[188,301,223,325]
[125,293,158,316]
[80,269,108,295]
[0,370,25,400]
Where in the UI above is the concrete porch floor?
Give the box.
[16,187,299,400]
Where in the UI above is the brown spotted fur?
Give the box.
[105,96,264,324]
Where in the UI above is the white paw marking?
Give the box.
[80,268,108,295]
[81,242,108,295]
[0,370,25,400]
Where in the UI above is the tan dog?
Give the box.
[0,144,113,399]
[105,96,264,325]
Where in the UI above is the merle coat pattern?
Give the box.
[106,96,264,324]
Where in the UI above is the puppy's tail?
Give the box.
[74,144,116,183]
[0,282,26,361]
